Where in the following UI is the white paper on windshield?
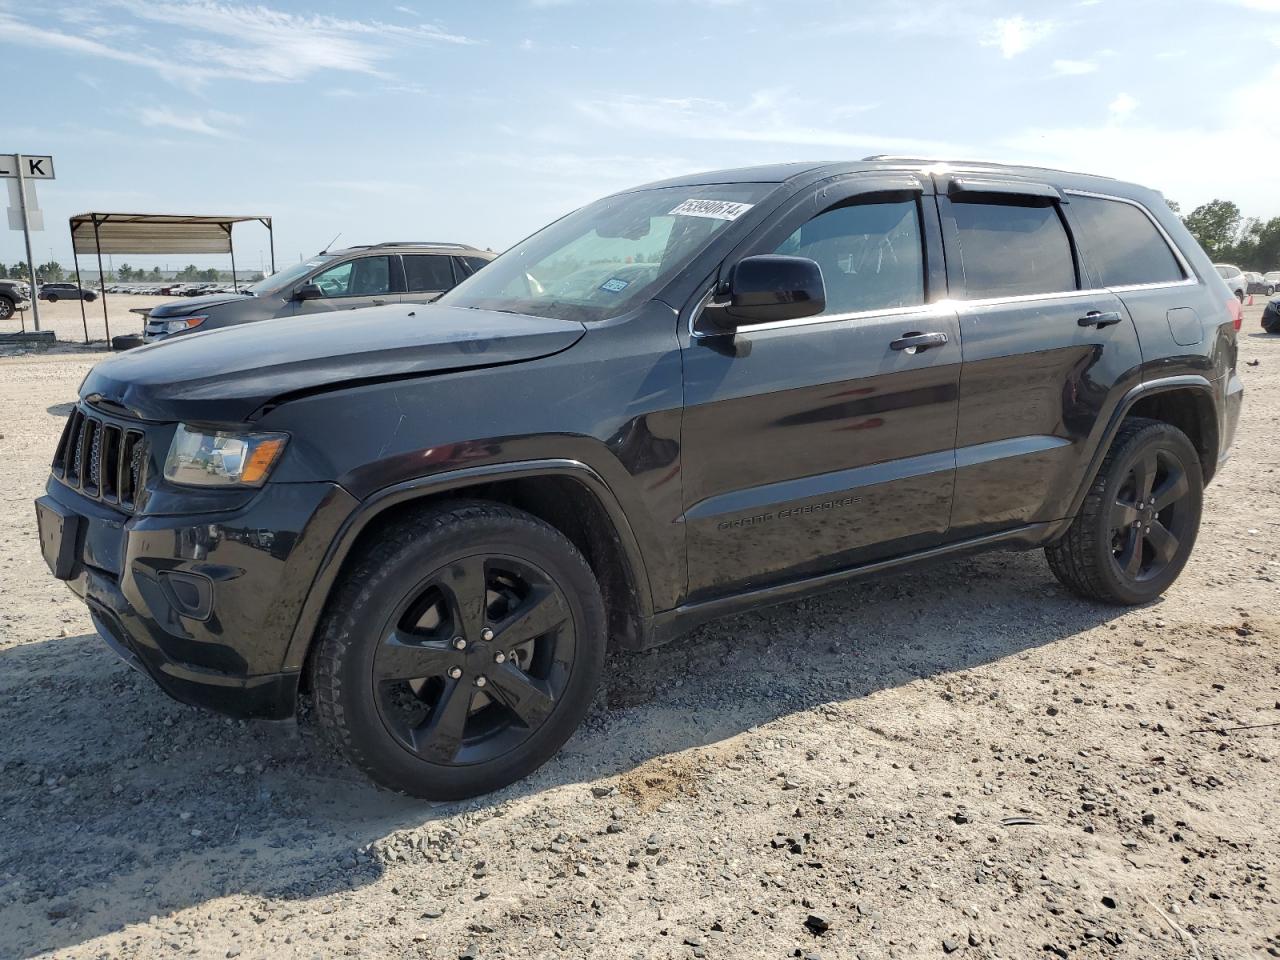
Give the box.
[668,199,754,221]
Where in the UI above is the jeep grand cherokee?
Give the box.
[36,159,1244,799]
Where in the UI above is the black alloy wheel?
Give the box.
[311,501,606,800]
[1107,447,1193,584]
[372,553,575,766]
[1046,418,1203,605]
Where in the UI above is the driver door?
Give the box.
[291,255,401,315]
[680,176,961,602]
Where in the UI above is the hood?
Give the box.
[81,303,587,422]
[148,293,256,317]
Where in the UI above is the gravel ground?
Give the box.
[1,310,1277,960]
[2,294,165,345]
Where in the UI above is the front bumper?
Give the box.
[37,478,357,719]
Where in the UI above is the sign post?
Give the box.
[2,154,55,333]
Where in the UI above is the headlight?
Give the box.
[156,316,207,335]
[164,425,288,488]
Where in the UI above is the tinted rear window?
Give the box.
[404,255,455,292]
[1067,195,1184,287]
[951,199,1076,299]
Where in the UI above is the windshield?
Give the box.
[246,255,337,296]
[438,183,775,322]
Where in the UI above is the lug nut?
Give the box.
[447,666,462,679]
[481,627,494,642]
[451,636,467,650]
[474,675,487,688]
[494,651,506,664]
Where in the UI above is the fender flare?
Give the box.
[279,458,655,673]
[1056,374,1217,531]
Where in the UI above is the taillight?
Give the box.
[1227,297,1242,332]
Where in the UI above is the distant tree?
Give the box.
[249,272,264,282]
[9,260,29,280]
[177,264,200,280]
[37,261,65,282]
[148,267,163,280]
[1165,199,1181,215]
[1183,200,1241,261]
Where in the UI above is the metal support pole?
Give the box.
[15,155,41,332]
[228,225,238,292]
[92,215,111,347]
[267,218,276,274]
[71,231,89,344]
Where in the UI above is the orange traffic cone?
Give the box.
[1248,294,1254,305]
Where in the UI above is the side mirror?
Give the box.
[705,255,826,332]
[294,283,323,301]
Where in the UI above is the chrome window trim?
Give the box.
[689,289,943,339]
[1062,188,1196,284]
[688,188,1203,340]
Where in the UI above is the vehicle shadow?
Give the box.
[0,546,1134,957]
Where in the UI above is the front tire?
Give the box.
[0,296,13,321]
[310,501,606,800]
[1046,418,1202,605]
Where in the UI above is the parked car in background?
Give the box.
[1256,271,1280,295]
[0,278,31,320]
[38,159,1243,799]
[37,282,97,303]
[1263,296,1280,333]
[1214,264,1247,301]
[1244,272,1272,295]
[142,242,495,342]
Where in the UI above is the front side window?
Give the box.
[1067,195,1184,288]
[310,256,392,298]
[952,199,1076,299]
[404,255,455,292]
[772,199,924,315]
[439,183,775,323]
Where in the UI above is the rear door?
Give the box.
[680,174,962,602]
[291,254,401,315]
[938,176,1144,538]
[402,254,459,305]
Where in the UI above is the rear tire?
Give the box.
[46,294,58,303]
[0,296,13,321]
[1046,418,1202,605]
[310,501,606,800]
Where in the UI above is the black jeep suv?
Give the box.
[36,160,1244,799]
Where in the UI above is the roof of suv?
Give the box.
[324,241,494,258]
[629,157,1152,200]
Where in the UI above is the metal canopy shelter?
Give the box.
[67,212,274,345]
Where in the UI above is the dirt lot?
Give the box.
[3,293,173,345]
[1,311,1277,960]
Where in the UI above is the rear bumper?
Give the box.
[40,478,358,720]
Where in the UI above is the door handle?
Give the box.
[1078,310,1123,328]
[890,331,949,353]
[371,298,387,306]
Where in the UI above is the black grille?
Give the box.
[52,407,147,511]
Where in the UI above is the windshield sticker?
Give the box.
[668,199,755,221]
[599,277,631,293]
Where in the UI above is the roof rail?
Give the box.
[861,155,1118,180]
[373,241,474,249]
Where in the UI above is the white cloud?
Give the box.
[1108,92,1139,122]
[1,1,474,89]
[1000,65,1280,216]
[136,106,240,138]
[575,92,966,156]
[1052,58,1098,76]
[983,15,1054,58]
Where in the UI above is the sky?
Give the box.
[4,0,1280,274]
